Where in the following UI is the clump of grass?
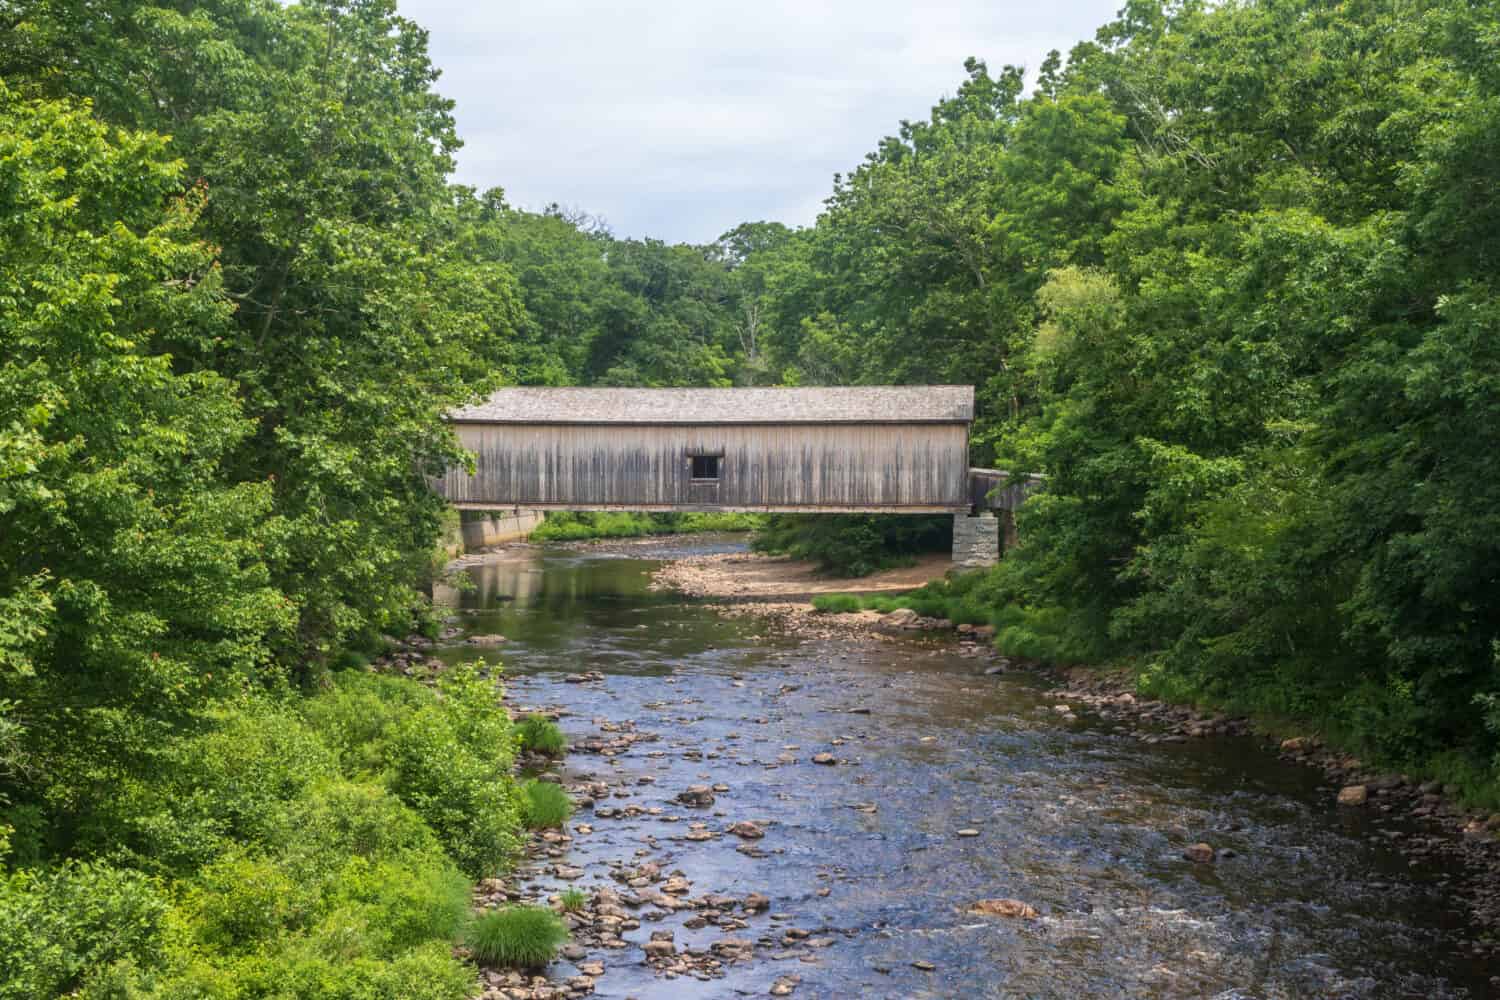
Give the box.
[516,714,565,756]
[811,593,864,614]
[558,887,588,913]
[520,779,573,829]
[466,905,568,968]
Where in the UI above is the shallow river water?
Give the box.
[435,538,1491,999]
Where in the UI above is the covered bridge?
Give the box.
[436,386,1031,565]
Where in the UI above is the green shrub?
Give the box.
[466,906,568,969]
[275,780,445,864]
[386,708,521,878]
[301,672,437,776]
[520,780,572,830]
[558,888,588,913]
[811,593,864,614]
[161,939,476,1000]
[185,853,312,952]
[0,860,168,1000]
[516,714,565,756]
[98,701,339,870]
[332,649,371,671]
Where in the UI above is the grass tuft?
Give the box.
[516,714,565,756]
[811,593,864,614]
[558,887,588,913]
[520,780,573,829]
[466,905,568,968]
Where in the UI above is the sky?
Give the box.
[409,0,1124,245]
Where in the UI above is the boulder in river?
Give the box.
[879,608,920,628]
[1337,784,1369,806]
[676,785,716,807]
[1183,842,1216,863]
[967,898,1038,919]
[727,820,765,839]
[465,633,507,646]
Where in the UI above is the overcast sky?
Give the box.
[409,0,1123,244]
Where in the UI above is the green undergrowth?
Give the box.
[530,511,764,541]
[515,714,566,756]
[0,665,522,998]
[519,780,573,830]
[465,905,568,969]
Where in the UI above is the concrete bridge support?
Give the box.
[459,508,544,550]
[952,512,1000,569]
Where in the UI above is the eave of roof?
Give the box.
[449,385,975,425]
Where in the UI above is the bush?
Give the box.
[386,708,521,878]
[275,780,445,864]
[0,861,168,999]
[466,906,568,969]
[811,593,864,614]
[302,673,438,773]
[516,714,566,756]
[97,700,339,870]
[162,940,476,1000]
[520,781,572,830]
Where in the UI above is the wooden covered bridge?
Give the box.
[435,386,1033,566]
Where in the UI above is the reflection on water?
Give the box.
[433,539,1492,1000]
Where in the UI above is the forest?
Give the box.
[2,0,1499,994]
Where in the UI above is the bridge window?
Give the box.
[691,455,720,481]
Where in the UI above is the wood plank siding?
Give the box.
[436,386,974,514]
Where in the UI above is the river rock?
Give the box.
[968,898,1038,919]
[743,892,771,912]
[677,785,716,807]
[1280,736,1318,755]
[879,608,920,628]
[711,937,754,961]
[811,752,837,765]
[1183,842,1216,863]
[728,820,765,839]
[1337,784,1369,806]
[465,633,507,646]
[770,975,801,996]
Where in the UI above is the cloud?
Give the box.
[411,0,1121,243]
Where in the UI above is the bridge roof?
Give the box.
[451,386,974,425]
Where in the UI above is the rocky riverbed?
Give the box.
[424,537,1497,998]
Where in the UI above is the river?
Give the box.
[434,536,1492,999]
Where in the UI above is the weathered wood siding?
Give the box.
[438,423,970,512]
